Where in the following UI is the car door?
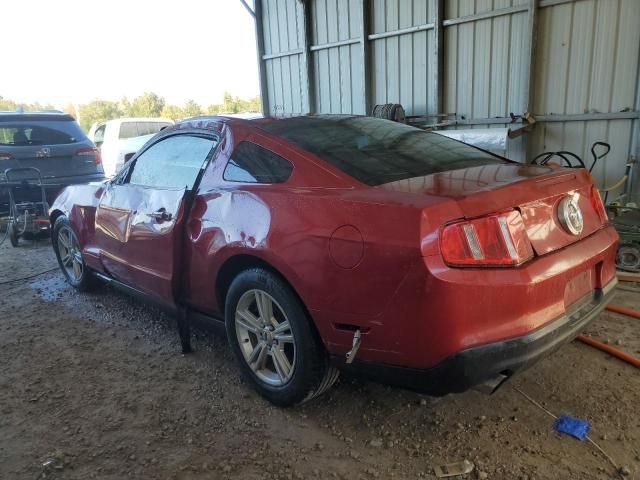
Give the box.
[94,132,218,304]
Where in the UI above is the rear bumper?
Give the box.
[336,277,617,395]
[40,173,106,189]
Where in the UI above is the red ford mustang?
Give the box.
[50,115,618,406]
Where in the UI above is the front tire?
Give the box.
[225,268,339,406]
[52,216,96,291]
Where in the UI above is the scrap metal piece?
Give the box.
[345,329,361,364]
[434,460,475,478]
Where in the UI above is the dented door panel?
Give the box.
[95,182,187,301]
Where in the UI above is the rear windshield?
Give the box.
[258,116,506,186]
[0,120,86,146]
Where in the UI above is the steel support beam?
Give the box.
[239,0,255,18]
[253,0,269,115]
[360,0,372,115]
[262,49,304,61]
[522,0,538,161]
[301,0,315,113]
[411,111,640,128]
[367,22,434,41]
[442,4,528,27]
[433,0,445,115]
[310,38,360,52]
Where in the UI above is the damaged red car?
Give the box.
[50,115,618,406]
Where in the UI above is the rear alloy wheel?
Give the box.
[235,289,296,386]
[225,269,339,406]
[53,216,96,291]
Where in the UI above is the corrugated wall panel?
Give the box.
[262,0,307,115]
[443,1,528,160]
[260,0,638,189]
[311,0,364,114]
[370,0,435,115]
[531,0,640,192]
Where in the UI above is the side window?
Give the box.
[224,141,293,184]
[127,135,217,189]
[94,124,106,146]
[119,122,139,139]
[147,122,171,135]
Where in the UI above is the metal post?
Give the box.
[301,0,315,114]
[360,0,372,115]
[253,0,270,115]
[523,0,539,161]
[433,0,445,115]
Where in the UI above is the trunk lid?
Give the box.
[381,163,603,256]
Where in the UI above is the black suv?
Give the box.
[0,111,105,214]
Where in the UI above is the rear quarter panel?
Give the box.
[183,123,458,354]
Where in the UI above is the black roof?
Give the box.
[0,111,74,122]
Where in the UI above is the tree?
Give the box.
[128,92,165,117]
[78,100,122,131]
[205,104,222,115]
[182,99,202,118]
[161,104,184,121]
[0,96,16,111]
[203,92,261,116]
[63,102,78,119]
[118,97,131,116]
[0,97,55,112]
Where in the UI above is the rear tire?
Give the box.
[8,221,18,247]
[616,243,640,272]
[52,216,96,291]
[225,268,339,406]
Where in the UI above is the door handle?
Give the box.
[146,209,172,222]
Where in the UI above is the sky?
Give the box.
[2,0,260,108]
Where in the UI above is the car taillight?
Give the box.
[440,211,534,267]
[0,152,13,161]
[590,185,608,224]
[75,147,101,164]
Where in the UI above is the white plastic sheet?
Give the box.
[435,128,509,154]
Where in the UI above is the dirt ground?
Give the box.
[1,237,639,480]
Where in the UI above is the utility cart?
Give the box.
[2,167,51,247]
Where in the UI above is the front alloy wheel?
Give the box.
[57,225,84,282]
[53,216,96,291]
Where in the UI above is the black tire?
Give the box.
[616,243,640,273]
[8,220,19,247]
[52,216,96,291]
[225,268,339,406]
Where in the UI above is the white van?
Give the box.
[88,118,174,177]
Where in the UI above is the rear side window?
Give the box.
[118,122,139,139]
[94,124,106,145]
[224,141,293,184]
[0,120,85,146]
[143,122,171,135]
[127,134,216,189]
[258,116,505,186]
[119,121,171,139]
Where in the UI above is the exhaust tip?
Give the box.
[473,372,510,395]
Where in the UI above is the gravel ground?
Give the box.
[0,238,639,480]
